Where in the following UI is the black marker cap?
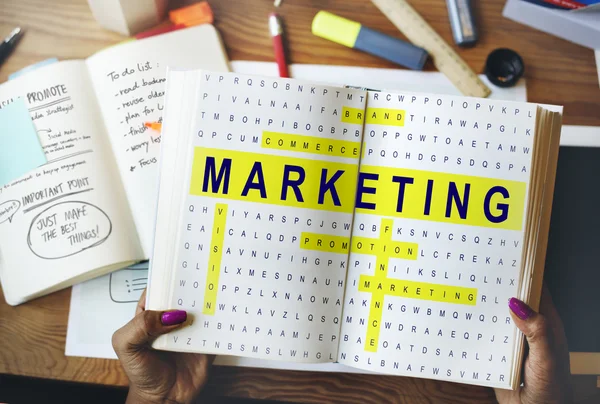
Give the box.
[485,48,524,88]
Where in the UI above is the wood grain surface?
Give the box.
[0,0,599,403]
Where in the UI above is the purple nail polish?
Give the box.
[161,310,187,326]
[508,297,534,320]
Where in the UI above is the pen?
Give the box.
[0,27,24,67]
[445,0,478,47]
[269,13,289,78]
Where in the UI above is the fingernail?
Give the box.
[161,310,187,326]
[509,297,534,320]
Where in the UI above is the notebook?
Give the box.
[0,25,229,306]
[146,70,563,389]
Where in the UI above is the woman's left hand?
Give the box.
[112,289,214,404]
[494,286,572,404]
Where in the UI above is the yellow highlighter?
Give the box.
[312,11,428,70]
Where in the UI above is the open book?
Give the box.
[147,70,562,389]
[0,25,229,305]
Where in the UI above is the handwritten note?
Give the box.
[86,25,230,256]
[105,61,164,173]
[28,200,112,259]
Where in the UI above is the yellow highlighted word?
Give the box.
[189,149,527,230]
[189,148,359,213]
[300,232,350,254]
[262,131,360,159]
[356,165,526,230]
[358,277,477,306]
[203,203,228,315]
[353,218,477,352]
[351,236,417,260]
[365,107,405,126]
[341,106,365,125]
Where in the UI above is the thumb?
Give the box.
[509,297,552,362]
[112,309,187,355]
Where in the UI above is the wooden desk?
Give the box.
[0,0,599,403]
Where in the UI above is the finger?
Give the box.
[113,309,187,355]
[539,284,566,342]
[136,289,147,315]
[509,297,553,361]
[538,286,571,368]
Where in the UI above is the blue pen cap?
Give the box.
[354,26,429,71]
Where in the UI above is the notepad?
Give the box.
[0,99,46,187]
[0,24,230,306]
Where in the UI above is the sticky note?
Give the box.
[169,2,213,27]
[0,99,46,186]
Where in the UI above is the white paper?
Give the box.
[560,125,600,147]
[66,262,148,359]
[66,62,529,373]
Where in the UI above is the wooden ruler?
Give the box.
[371,0,491,98]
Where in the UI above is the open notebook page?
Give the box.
[0,61,142,305]
[148,71,365,362]
[86,25,230,257]
[337,91,537,389]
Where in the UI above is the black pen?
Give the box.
[0,27,24,67]
[446,0,478,47]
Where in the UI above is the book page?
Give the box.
[230,61,528,102]
[338,91,537,388]
[86,25,230,256]
[0,61,143,305]
[67,261,364,373]
[149,71,366,362]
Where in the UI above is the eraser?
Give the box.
[169,1,214,26]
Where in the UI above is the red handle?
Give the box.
[272,34,289,78]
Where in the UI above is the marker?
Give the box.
[269,13,289,78]
[0,27,24,68]
[311,11,428,71]
[144,122,162,131]
[445,0,478,47]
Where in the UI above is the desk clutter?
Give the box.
[503,0,600,50]
[0,0,599,389]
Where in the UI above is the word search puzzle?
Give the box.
[147,71,562,389]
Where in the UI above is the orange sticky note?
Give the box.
[169,2,214,26]
[144,122,162,131]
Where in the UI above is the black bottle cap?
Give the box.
[485,48,525,88]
